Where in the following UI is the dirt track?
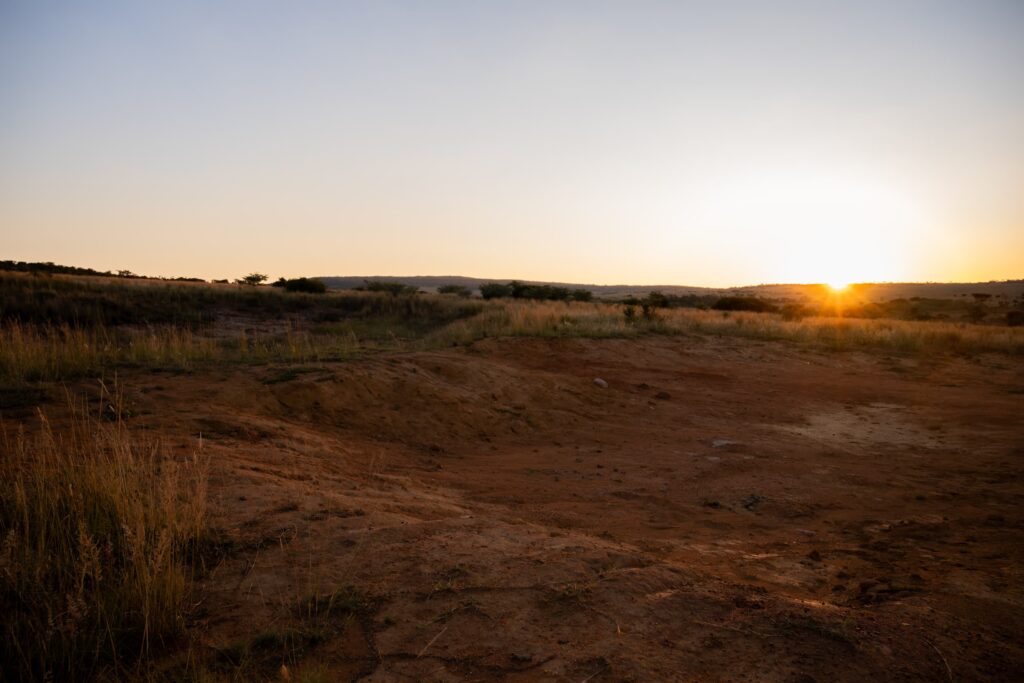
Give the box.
[103,335,1024,681]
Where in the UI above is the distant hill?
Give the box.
[317,275,1024,303]
[3,262,1020,303]
[318,275,724,298]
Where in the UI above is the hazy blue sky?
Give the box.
[2,1,1022,285]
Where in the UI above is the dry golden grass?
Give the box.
[0,392,208,681]
[428,300,1024,355]
[2,296,1021,386]
[0,323,366,384]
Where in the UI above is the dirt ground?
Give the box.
[53,336,1024,680]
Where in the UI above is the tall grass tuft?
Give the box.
[0,398,208,681]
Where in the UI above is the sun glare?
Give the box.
[693,163,926,286]
[826,280,850,293]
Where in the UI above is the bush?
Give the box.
[646,291,668,308]
[480,281,592,302]
[438,285,472,297]
[712,296,778,313]
[272,277,327,294]
[1007,310,1024,327]
[780,303,813,321]
[364,280,418,296]
[480,283,513,300]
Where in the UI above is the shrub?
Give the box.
[272,277,328,294]
[646,291,668,308]
[966,305,986,323]
[780,303,813,321]
[480,281,590,302]
[712,296,778,313]
[438,284,472,297]
[364,280,418,296]
[480,283,513,300]
[1007,310,1024,327]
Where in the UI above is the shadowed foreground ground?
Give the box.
[27,334,1023,681]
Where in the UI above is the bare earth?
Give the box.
[80,336,1024,680]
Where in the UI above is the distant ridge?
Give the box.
[316,275,722,298]
[317,275,1024,302]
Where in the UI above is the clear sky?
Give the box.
[1,1,1022,286]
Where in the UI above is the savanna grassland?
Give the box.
[2,270,1023,682]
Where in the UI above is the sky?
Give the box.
[1,1,1022,286]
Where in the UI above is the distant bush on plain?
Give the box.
[364,280,419,296]
[272,277,327,293]
[438,284,472,297]
[479,280,592,302]
[712,296,779,313]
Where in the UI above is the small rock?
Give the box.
[593,378,608,388]
[711,439,736,448]
[741,494,763,510]
[807,550,822,562]
[510,653,533,663]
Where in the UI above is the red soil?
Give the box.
[71,336,1024,680]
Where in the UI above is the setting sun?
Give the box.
[826,281,850,293]
[688,162,929,286]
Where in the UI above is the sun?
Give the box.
[691,162,926,287]
[825,280,850,293]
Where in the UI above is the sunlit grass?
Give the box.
[427,300,1024,355]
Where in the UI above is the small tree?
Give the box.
[237,273,268,286]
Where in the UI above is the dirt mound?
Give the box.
[260,350,612,452]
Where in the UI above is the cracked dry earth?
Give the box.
[81,336,1024,680]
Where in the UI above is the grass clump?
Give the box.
[0,402,208,681]
[297,586,367,624]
